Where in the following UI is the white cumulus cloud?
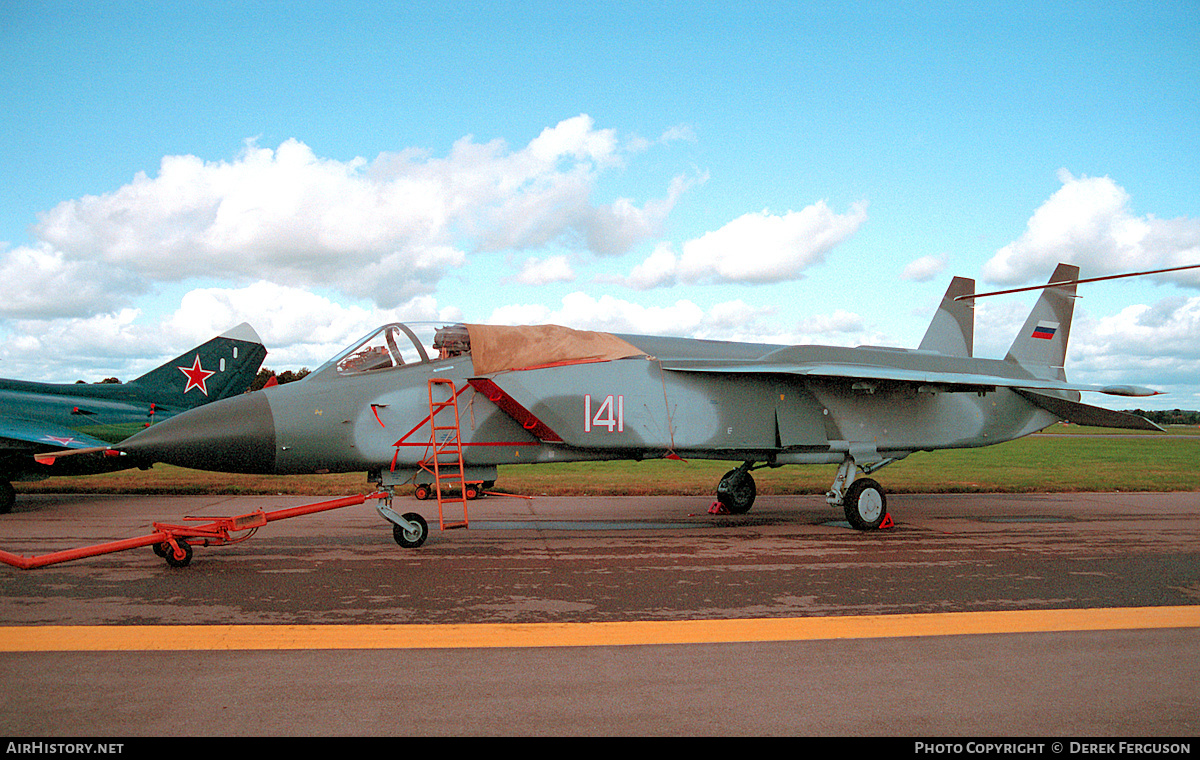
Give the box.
[7,115,692,318]
[983,169,1200,286]
[901,255,947,282]
[619,200,868,288]
[482,291,882,348]
[0,243,147,318]
[513,255,576,285]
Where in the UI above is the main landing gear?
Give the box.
[0,481,14,514]
[838,477,888,531]
[713,457,895,531]
[825,456,895,531]
[716,463,757,514]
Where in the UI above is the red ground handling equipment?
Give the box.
[0,492,430,569]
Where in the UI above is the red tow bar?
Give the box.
[0,493,382,570]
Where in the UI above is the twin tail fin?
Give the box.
[1003,263,1079,381]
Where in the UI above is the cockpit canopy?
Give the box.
[313,322,647,379]
[314,323,470,378]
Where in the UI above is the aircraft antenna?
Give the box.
[954,263,1200,301]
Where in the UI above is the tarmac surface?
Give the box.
[1,490,1198,737]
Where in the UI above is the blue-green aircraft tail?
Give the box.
[126,322,268,410]
[0,323,268,512]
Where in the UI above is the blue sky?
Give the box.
[2,1,1198,409]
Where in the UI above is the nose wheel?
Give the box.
[376,493,430,548]
[392,512,429,548]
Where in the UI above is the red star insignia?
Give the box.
[43,435,77,446]
[178,355,217,396]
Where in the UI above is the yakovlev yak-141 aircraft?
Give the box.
[114,264,1165,546]
[0,324,267,513]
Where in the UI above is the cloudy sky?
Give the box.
[2,1,1198,409]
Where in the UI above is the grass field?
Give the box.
[13,426,1200,498]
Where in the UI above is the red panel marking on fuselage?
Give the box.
[468,378,563,442]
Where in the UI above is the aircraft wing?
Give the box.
[1012,389,1164,431]
[658,359,1161,397]
[0,416,113,455]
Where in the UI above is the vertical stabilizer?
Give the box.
[1004,263,1079,380]
[129,323,268,408]
[919,276,975,356]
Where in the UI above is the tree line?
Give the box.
[250,368,311,390]
[1131,409,1200,425]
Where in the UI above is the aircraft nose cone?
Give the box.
[118,391,277,474]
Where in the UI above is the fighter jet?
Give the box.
[0,324,267,513]
[114,264,1161,544]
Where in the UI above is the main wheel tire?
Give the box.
[843,478,887,531]
[716,468,757,514]
[0,481,15,514]
[392,512,429,548]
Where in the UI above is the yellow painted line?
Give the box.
[1,606,1197,653]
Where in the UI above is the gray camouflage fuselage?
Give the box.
[116,334,1061,483]
[115,264,1158,507]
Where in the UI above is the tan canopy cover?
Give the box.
[466,324,647,375]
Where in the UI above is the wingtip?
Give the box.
[1099,385,1164,398]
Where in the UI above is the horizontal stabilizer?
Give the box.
[1015,389,1164,431]
[0,418,112,454]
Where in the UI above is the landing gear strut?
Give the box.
[376,487,430,548]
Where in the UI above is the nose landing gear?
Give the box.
[376,488,430,548]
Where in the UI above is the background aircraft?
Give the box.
[114,265,1160,544]
[0,323,266,513]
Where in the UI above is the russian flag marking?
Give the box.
[1031,321,1059,340]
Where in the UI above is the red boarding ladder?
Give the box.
[419,378,469,531]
